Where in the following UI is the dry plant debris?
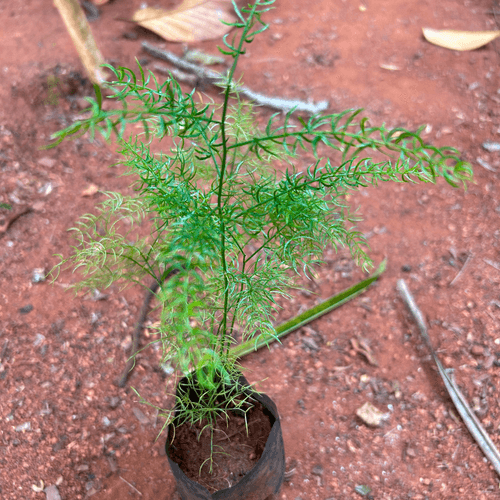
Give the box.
[132,0,237,42]
[397,279,500,478]
[422,27,500,51]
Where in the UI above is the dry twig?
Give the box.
[484,258,500,272]
[53,0,108,85]
[0,206,33,239]
[449,252,472,286]
[142,42,329,115]
[115,267,179,388]
[397,279,500,477]
[119,476,142,496]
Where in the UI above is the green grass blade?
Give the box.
[231,260,386,359]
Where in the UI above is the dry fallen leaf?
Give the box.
[132,0,237,43]
[422,27,500,51]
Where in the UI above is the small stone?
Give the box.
[19,304,34,314]
[103,432,115,442]
[483,141,500,152]
[132,407,149,425]
[90,312,101,325]
[91,289,109,301]
[75,464,89,472]
[406,447,417,458]
[81,183,99,197]
[32,201,45,211]
[38,157,56,168]
[108,396,121,409]
[33,333,46,346]
[401,264,412,272]
[15,422,31,432]
[354,484,372,496]
[471,345,485,356]
[44,485,62,500]
[356,402,390,427]
[32,268,46,283]
[347,439,359,453]
[161,362,175,375]
[40,401,52,416]
[38,182,53,196]
[107,456,118,472]
[102,416,111,427]
[52,435,68,452]
[483,355,495,370]
[311,464,324,476]
[302,337,319,351]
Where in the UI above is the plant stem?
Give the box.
[217,3,261,359]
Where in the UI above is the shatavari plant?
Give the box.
[51,0,471,445]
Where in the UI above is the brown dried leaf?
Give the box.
[132,0,237,43]
[422,28,500,51]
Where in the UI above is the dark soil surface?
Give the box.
[169,399,272,493]
[1,1,500,499]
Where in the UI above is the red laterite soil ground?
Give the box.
[1,1,500,499]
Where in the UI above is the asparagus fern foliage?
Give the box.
[51,0,472,422]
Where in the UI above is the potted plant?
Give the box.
[51,0,472,498]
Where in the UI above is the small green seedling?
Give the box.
[51,0,472,442]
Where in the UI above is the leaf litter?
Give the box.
[422,27,500,51]
[132,0,237,42]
